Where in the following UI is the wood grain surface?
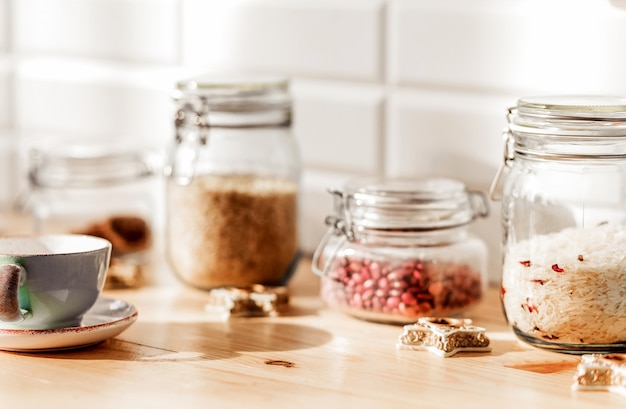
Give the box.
[0,253,622,408]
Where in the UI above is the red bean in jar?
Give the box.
[312,177,489,324]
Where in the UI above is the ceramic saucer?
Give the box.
[0,297,138,352]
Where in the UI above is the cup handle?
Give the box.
[0,264,26,323]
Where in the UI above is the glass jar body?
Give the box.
[313,176,489,324]
[497,95,626,353]
[166,125,301,289]
[318,228,487,324]
[30,181,155,236]
[25,148,158,289]
[501,155,626,352]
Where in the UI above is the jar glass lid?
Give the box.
[173,76,291,113]
[517,95,626,120]
[176,76,288,94]
[29,145,154,188]
[335,177,488,231]
[510,95,626,138]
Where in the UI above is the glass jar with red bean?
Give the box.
[312,177,489,324]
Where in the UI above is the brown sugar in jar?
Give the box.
[167,173,298,288]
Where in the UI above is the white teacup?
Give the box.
[0,234,111,330]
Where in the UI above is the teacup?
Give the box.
[0,234,111,330]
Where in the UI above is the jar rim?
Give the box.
[29,146,154,189]
[175,76,288,95]
[332,177,488,232]
[173,75,291,114]
[345,177,467,204]
[517,95,626,120]
[507,95,626,143]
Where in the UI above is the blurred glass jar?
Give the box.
[492,95,626,353]
[22,145,159,289]
[312,177,489,324]
[166,76,301,290]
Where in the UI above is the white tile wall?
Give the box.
[0,5,14,210]
[0,58,10,128]
[13,0,180,63]
[13,58,177,147]
[292,79,385,174]
[0,0,8,52]
[181,0,384,81]
[3,0,626,284]
[0,0,10,128]
[389,0,626,94]
[386,90,512,187]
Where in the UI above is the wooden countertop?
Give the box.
[0,257,623,408]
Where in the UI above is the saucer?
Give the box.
[0,297,138,352]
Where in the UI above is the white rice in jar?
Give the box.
[502,223,626,345]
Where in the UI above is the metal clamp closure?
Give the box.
[489,124,515,201]
[169,99,210,186]
[327,189,355,241]
[311,189,354,277]
[469,191,490,220]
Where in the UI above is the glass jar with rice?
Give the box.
[491,95,626,353]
